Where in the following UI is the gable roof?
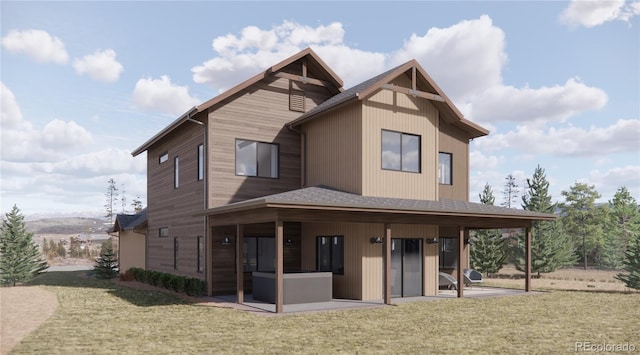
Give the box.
[132,47,343,157]
[111,208,147,233]
[201,186,555,229]
[287,60,489,139]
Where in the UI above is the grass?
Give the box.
[12,271,639,354]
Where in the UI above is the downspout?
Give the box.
[287,124,306,188]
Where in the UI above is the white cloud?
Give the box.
[588,165,640,200]
[1,29,68,64]
[132,75,200,116]
[468,78,608,124]
[469,151,500,170]
[559,0,640,28]
[1,83,93,162]
[475,119,640,156]
[73,49,124,82]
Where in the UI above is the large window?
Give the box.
[243,237,275,272]
[381,130,420,173]
[317,236,344,275]
[438,152,452,185]
[235,139,279,178]
[197,144,204,181]
[439,237,458,269]
[174,156,179,188]
[197,236,204,273]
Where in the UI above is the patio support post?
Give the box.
[525,227,532,292]
[457,226,464,298]
[236,224,244,304]
[275,219,284,313]
[383,223,392,305]
[206,217,213,296]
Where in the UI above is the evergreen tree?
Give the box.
[93,238,118,279]
[513,166,575,276]
[470,183,507,276]
[501,174,519,208]
[0,205,49,286]
[104,178,119,224]
[131,196,143,213]
[600,186,640,269]
[560,182,605,269]
[615,231,640,290]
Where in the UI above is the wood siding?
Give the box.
[118,231,146,272]
[303,101,363,194]
[207,77,334,208]
[361,76,439,200]
[301,222,438,300]
[438,122,470,201]
[146,119,207,279]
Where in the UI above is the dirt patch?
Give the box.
[0,286,59,355]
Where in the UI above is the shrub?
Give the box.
[123,268,206,296]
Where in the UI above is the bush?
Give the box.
[123,268,206,296]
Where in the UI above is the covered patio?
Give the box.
[202,186,555,313]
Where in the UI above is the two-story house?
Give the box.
[132,48,554,313]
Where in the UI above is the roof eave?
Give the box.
[131,106,198,157]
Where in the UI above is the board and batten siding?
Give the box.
[301,222,438,301]
[438,122,470,201]
[206,77,334,208]
[118,231,145,272]
[361,77,439,200]
[303,101,363,194]
[146,119,207,278]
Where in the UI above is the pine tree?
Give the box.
[0,205,49,286]
[104,178,119,224]
[131,196,143,213]
[502,174,519,209]
[470,183,507,276]
[513,165,575,276]
[615,231,640,290]
[600,186,640,269]
[93,238,118,279]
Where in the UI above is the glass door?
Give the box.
[389,238,423,297]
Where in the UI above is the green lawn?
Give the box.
[13,271,639,354]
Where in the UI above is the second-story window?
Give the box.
[174,156,179,188]
[197,144,204,181]
[381,130,421,173]
[438,152,452,185]
[235,139,279,178]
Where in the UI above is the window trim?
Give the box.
[174,156,179,188]
[234,139,280,179]
[197,144,204,181]
[316,235,344,275]
[438,152,453,185]
[159,227,168,238]
[159,152,169,164]
[381,129,421,173]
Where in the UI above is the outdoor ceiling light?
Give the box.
[221,237,231,246]
[285,238,294,246]
[425,237,438,244]
[370,237,383,244]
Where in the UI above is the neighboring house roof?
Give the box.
[111,208,147,233]
[131,47,343,157]
[287,60,489,139]
[202,186,555,228]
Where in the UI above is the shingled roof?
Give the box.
[111,208,147,233]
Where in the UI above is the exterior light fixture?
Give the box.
[425,237,438,244]
[370,237,383,244]
[285,238,294,246]
[221,237,231,246]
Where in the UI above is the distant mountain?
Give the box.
[26,217,111,235]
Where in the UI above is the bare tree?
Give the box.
[502,174,519,209]
[104,178,119,224]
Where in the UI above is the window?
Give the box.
[317,236,344,275]
[174,237,179,270]
[159,152,169,164]
[242,237,275,272]
[438,152,452,185]
[381,130,420,173]
[235,139,279,178]
[159,227,168,238]
[197,144,204,181]
[439,237,458,269]
[174,156,179,188]
[197,236,204,273]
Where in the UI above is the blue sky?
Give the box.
[1,1,639,217]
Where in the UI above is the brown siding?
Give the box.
[147,119,206,279]
[438,122,470,201]
[118,231,146,272]
[361,75,439,200]
[303,101,363,194]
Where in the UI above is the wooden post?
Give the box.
[206,217,213,296]
[383,223,392,305]
[525,227,532,292]
[275,220,284,313]
[457,226,464,298]
[236,224,244,304]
